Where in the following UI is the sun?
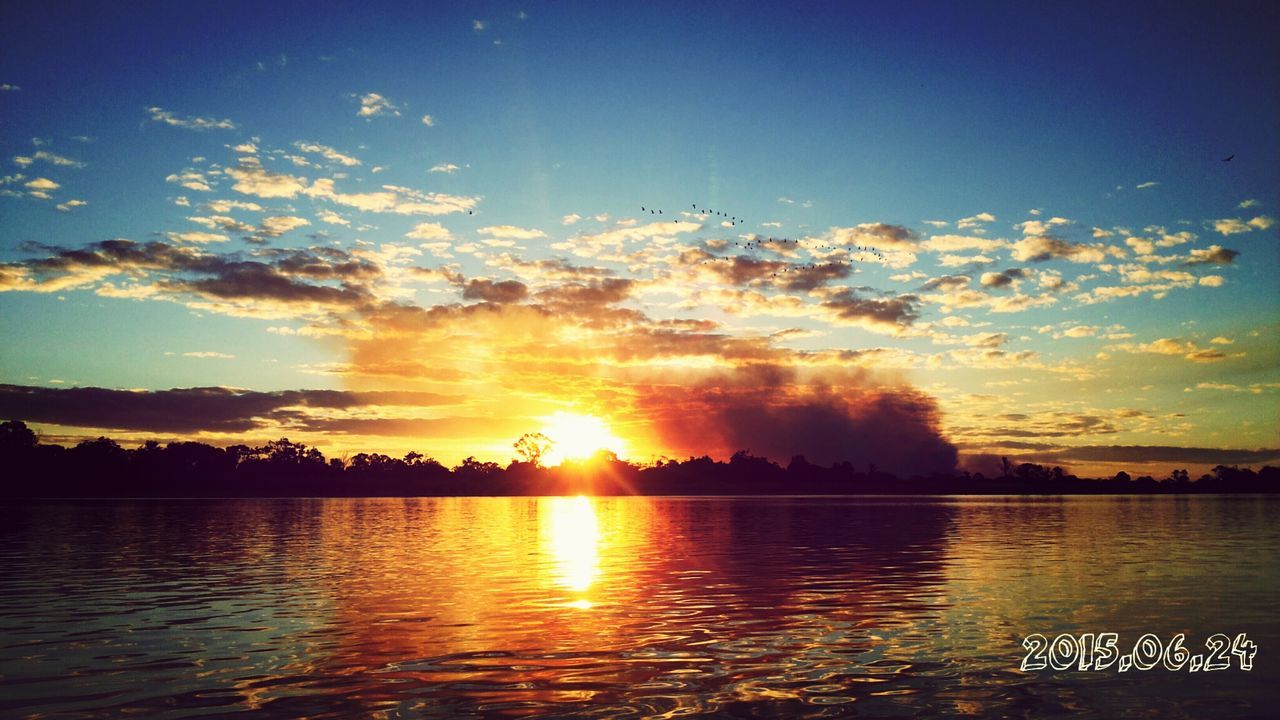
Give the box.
[539,412,627,465]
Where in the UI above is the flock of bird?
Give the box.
[638,201,890,276]
[640,203,743,226]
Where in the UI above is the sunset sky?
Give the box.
[1,1,1277,478]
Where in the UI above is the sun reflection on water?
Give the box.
[544,496,601,607]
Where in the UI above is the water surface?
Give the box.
[1,496,1275,718]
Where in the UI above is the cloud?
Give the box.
[0,239,381,317]
[421,115,435,127]
[1238,199,1258,209]
[165,170,214,192]
[1108,337,1235,363]
[24,177,59,192]
[294,141,361,166]
[462,278,528,303]
[1010,235,1111,263]
[430,163,460,174]
[1015,217,1070,235]
[181,351,235,359]
[147,107,236,131]
[1135,181,1158,189]
[316,210,349,226]
[165,231,229,244]
[1047,445,1279,466]
[206,199,263,213]
[55,199,87,212]
[472,19,487,31]
[406,222,452,240]
[979,268,1026,288]
[561,213,582,225]
[957,212,996,229]
[305,178,478,215]
[923,234,1006,252]
[187,215,255,233]
[13,150,85,168]
[257,215,311,238]
[639,371,956,476]
[476,225,545,241]
[0,83,19,91]
[820,289,919,333]
[1184,245,1239,266]
[1213,216,1275,235]
[355,92,400,118]
[224,158,307,198]
[0,383,458,434]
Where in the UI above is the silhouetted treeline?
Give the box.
[1,421,1276,497]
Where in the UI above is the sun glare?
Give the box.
[539,411,627,466]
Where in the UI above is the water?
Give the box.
[1,496,1275,718]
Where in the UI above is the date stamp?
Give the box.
[1021,633,1256,672]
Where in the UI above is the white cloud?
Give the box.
[562,213,582,225]
[421,114,435,127]
[1015,217,1070,235]
[13,150,85,168]
[224,158,307,198]
[0,84,19,91]
[1238,199,1258,209]
[923,234,1006,252]
[231,142,258,154]
[1135,181,1158,189]
[1211,216,1272,236]
[316,209,349,226]
[206,199,263,213]
[55,199,87,212]
[182,351,235,359]
[472,19,487,30]
[24,177,59,191]
[187,215,254,232]
[430,162,460,174]
[147,106,236,130]
[406,222,453,240]
[258,215,310,237]
[478,225,546,240]
[305,178,478,215]
[164,231,228,244]
[355,92,400,118]
[294,141,361,166]
[165,170,213,192]
[957,212,996,229]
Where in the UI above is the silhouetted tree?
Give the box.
[512,432,553,466]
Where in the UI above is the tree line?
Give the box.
[1,421,1275,497]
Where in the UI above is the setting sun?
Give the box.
[539,412,627,466]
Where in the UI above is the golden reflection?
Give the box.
[543,496,601,604]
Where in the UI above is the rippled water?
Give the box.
[1,496,1276,718]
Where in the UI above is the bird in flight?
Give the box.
[1222,154,1234,162]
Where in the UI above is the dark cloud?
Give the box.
[4,239,380,310]
[462,278,529,303]
[638,369,956,477]
[534,278,635,306]
[0,384,460,434]
[1049,445,1280,465]
[920,275,971,291]
[821,289,919,329]
[979,268,1026,288]
[1185,246,1240,266]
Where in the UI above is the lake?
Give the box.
[1,496,1275,718]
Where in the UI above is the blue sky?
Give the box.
[1,1,1277,476]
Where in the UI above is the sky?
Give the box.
[1,1,1277,479]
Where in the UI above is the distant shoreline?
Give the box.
[2,422,1275,498]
